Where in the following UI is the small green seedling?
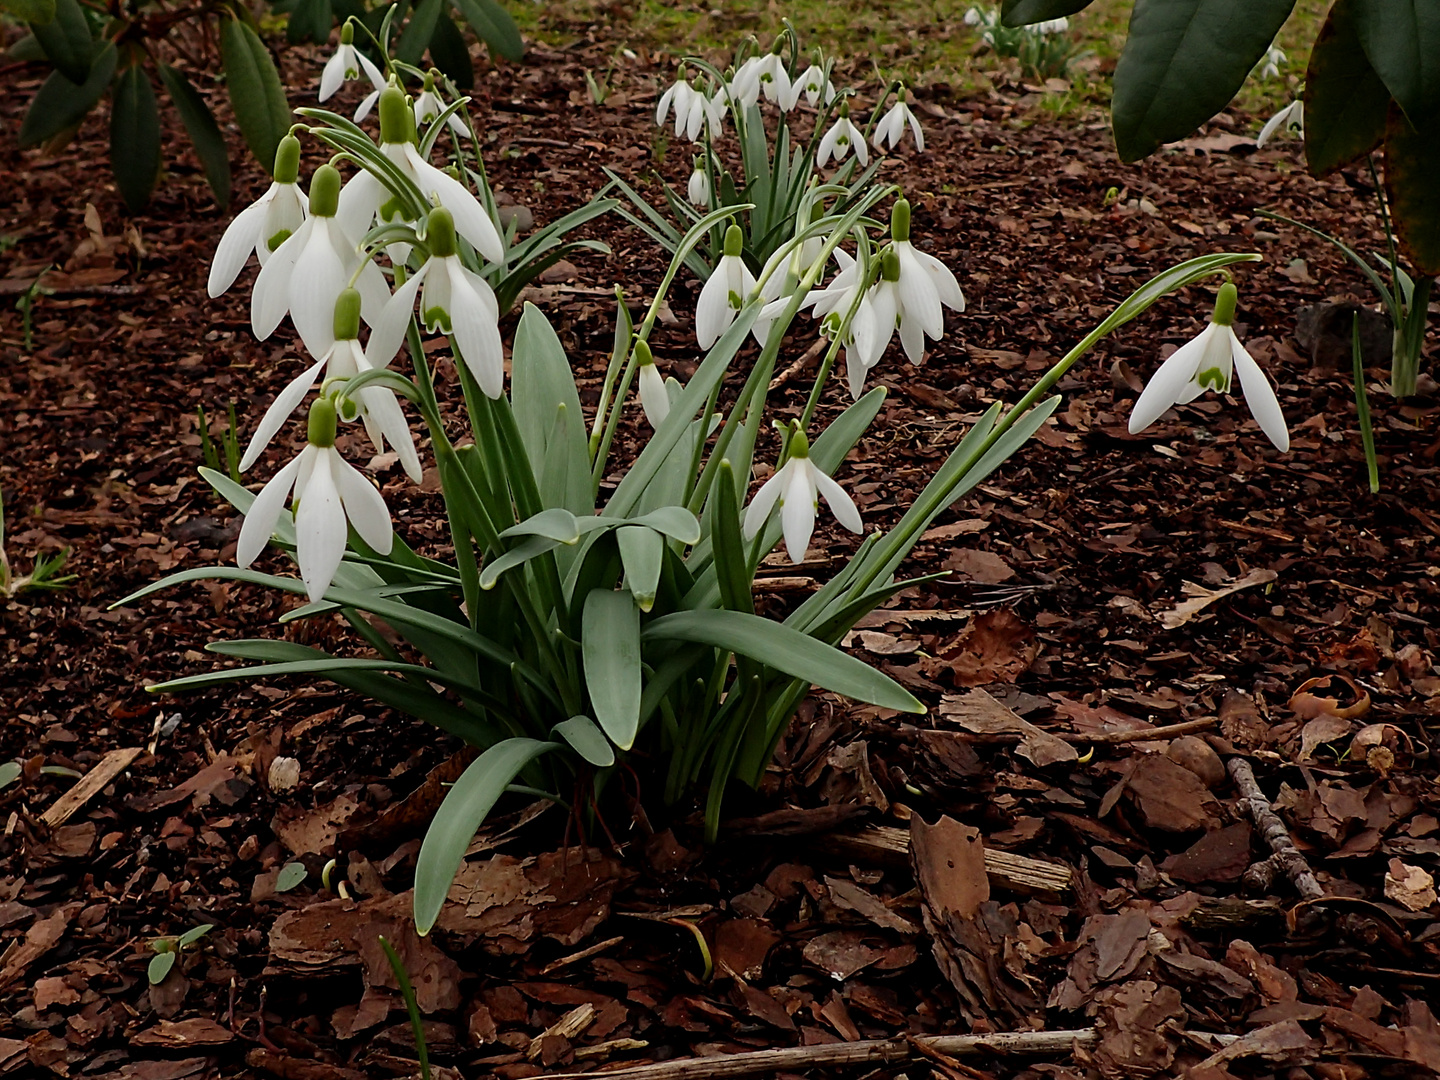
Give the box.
[148,923,215,984]
[379,935,432,1080]
[275,862,307,893]
[1,490,77,599]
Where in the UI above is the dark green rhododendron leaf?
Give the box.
[220,19,292,173]
[1386,105,1440,276]
[30,0,91,83]
[111,64,162,212]
[1355,0,1440,124]
[1112,0,1296,161]
[5,0,56,25]
[428,11,474,90]
[451,0,522,62]
[158,63,232,208]
[19,39,115,148]
[1303,0,1390,176]
[1000,0,1093,27]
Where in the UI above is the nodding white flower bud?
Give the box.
[634,339,670,428]
[207,134,308,297]
[1129,282,1290,452]
[687,161,711,206]
[696,224,756,349]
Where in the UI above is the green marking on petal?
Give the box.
[424,306,452,333]
[728,290,743,309]
[1196,366,1229,392]
[266,228,293,253]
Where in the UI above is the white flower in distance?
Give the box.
[251,163,391,360]
[809,250,883,398]
[864,198,965,364]
[786,62,836,109]
[742,425,863,563]
[320,21,385,105]
[237,397,394,603]
[817,105,869,168]
[633,340,670,428]
[208,135,308,297]
[1129,282,1289,451]
[240,289,422,483]
[732,49,791,109]
[1035,16,1070,33]
[655,68,698,131]
[367,207,506,398]
[687,160,711,206]
[1255,44,1285,80]
[872,87,924,153]
[414,73,472,139]
[337,87,504,264]
[1257,99,1304,147]
[696,224,757,349]
[963,7,985,26]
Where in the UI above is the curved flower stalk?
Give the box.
[817,105,868,168]
[337,87,503,264]
[1256,100,1303,147]
[414,72,473,139]
[251,163,391,359]
[696,224,757,349]
[742,425,863,563]
[865,198,965,364]
[208,135,308,298]
[1128,282,1289,451]
[320,21,386,109]
[240,289,422,484]
[237,396,394,603]
[370,207,506,397]
[873,86,924,153]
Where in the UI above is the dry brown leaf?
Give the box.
[943,608,1037,687]
[1384,859,1437,912]
[940,688,1077,767]
[1156,568,1277,629]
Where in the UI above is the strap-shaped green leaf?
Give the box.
[395,0,443,66]
[553,715,615,767]
[617,526,663,612]
[511,304,593,518]
[157,63,232,208]
[710,461,754,615]
[480,535,561,589]
[19,39,114,148]
[1355,0,1440,124]
[428,11,474,91]
[30,0,91,83]
[626,506,702,545]
[220,18,291,174]
[1112,0,1296,162]
[414,738,558,934]
[5,0,56,24]
[1303,0,1389,176]
[582,588,642,749]
[1386,105,1440,276]
[642,609,924,714]
[1001,0,1093,26]
[450,0,523,62]
[111,64,162,213]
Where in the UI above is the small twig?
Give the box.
[543,1028,1097,1080]
[1228,757,1324,901]
[540,935,625,975]
[769,336,828,391]
[1069,716,1218,745]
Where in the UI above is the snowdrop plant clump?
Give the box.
[122,17,1290,939]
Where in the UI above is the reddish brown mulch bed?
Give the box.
[2,30,1439,1080]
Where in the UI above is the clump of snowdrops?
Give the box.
[118,20,1290,935]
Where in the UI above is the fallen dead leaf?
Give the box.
[1156,568,1277,629]
[1384,859,1437,912]
[940,688,1077,767]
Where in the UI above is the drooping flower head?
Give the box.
[208,134,308,297]
[1257,99,1304,147]
[1128,282,1290,451]
[237,395,395,602]
[873,85,924,153]
[864,198,965,365]
[742,423,863,563]
[817,102,869,168]
[786,59,836,109]
[320,21,386,106]
[696,223,756,349]
[633,338,670,429]
[687,158,711,207]
[414,71,473,139]
[733,42,792,109]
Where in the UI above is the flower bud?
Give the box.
[890,197,911,243]
[379,85,416,145]
[634,337,655,367]
[723,223,744,258]
[1212,281,1238,327]
[333,287,363,341]
[426,207,457,258]
[340,19,354,44]
[308,396,338,448]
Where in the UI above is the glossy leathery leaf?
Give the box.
[111,64,162,213]
[158,63,232,208]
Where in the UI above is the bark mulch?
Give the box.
[2,30,1439,1080]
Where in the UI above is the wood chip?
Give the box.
[41,746,143,827]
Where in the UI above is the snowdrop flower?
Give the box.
[963,7,985,26]
[656,67,697,131]
[414,72,472,139]
[872,86,924,153]
[337,87,503,263]
[208,135,308,297]
[1255,44,1285,81]
[240,289,422,483]
[1129,283,1289,451]
[320,22,386,107]
[696,224,757,349]
[785,62,835,109]
[367,207,506,397]
[251,163,391,359]
[676,85,725,142]
[742,425,863,563]
[1257,99,1304,147]
[817,104,869,168]
[633,339,670,428]
[865,199,965,364]
[687,159,711,206]
[808,250,883,398]
[1035,16,1070,33]
[732,48,791,109]
[237,396,394,603]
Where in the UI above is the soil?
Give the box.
[3,28,1439,1080]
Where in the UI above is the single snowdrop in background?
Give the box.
[873,87,924,153]
[696,224,757,349]
[1257,100,1304,147]
[742,424,863,563]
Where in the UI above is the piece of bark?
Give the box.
[824,826,1072,894]
[41,747,143,827]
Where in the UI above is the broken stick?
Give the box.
[1228,757,1323,901]
[544,1027,1097,1080]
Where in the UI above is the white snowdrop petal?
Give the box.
[1128,326,1213,433]
[448,262,506,397]
[742,468,787,540]
[406,148,505,262]
[334,452,394,554]
[695,267,734,349]
[240,357,327,472]
[638,363,670,428]
[295,451,348,602]
[237,451,305,568]
[209,195,268,297]
[366,267,427,369]
[319,48,348,102]
[898,311,927,364]
[1230,332,1290,452]
[354,89,380,122]
[910,247,965,312]
[288,220,348,359]
[357,50,385,90]
[336,169,383,246]
[896,244,944,337]
[250,220,309,340]
[811,466,863,534]
[779,467,817,564]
